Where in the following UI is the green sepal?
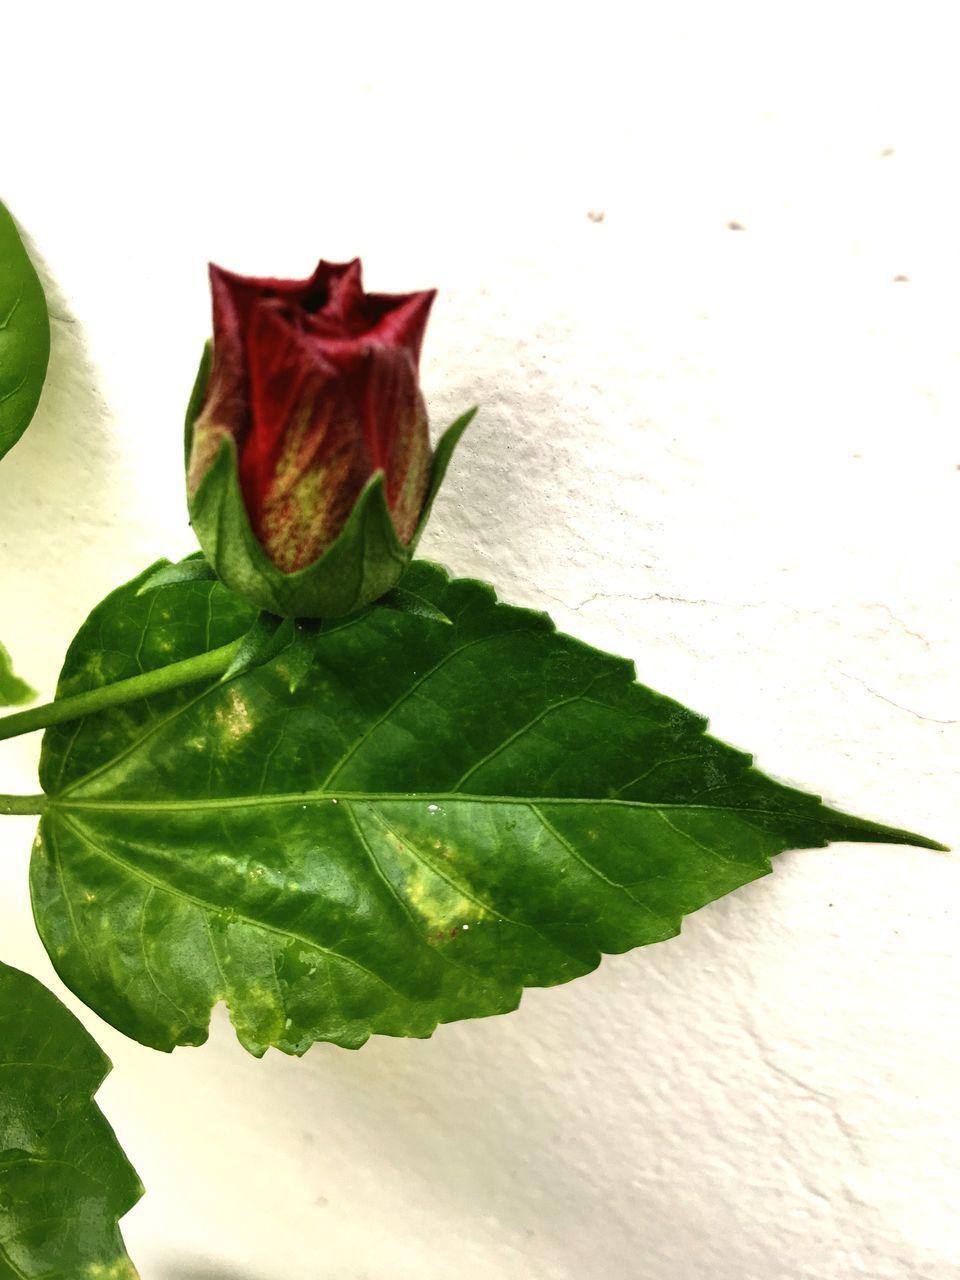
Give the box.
[0,202,50,461]
[135,551,217,596]
[268,591,451,694]
[220,612,295,683]
[274,619,323,692]
[378,587,453,625]
[184,347,474,619]
[183,341,212,469]
[409,408,477,549]
[190,438,411,616]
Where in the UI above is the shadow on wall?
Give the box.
[1,220,147,687]
[152,1262,269,1280]
[154,1261,390,1280]
[8,220,110,483]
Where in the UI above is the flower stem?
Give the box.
[0,794,46,816]
[0,639,241,746]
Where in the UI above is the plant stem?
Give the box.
[0,639,241,745]
[0,794,46,816]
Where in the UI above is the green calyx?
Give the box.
[184,345,475,618]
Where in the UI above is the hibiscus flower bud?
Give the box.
[185,258,472,618]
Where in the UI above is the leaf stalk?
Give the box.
[0,793,47,815]
[0,639,241,746]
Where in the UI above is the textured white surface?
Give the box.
[1,4,958,1277]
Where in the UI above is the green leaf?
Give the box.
[0,203,50,461]
[0,961,142,1278]
[31,560,939,1057]
[0,641,36,707]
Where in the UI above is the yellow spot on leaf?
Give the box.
[214,688,253,743]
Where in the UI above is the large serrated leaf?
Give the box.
[0,203,50,460]
[31,560,937,1056]
[0,961,142,1278]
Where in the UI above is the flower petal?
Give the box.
[239,304,373,571]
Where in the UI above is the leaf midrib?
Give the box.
[49,789,814,822]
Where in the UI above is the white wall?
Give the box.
[1,4,957,1277]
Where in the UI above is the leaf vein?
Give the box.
[343,803,481,983]
[452,680,606,789]
[138,887,194,1025]
[58,664,229,798]
[56,813,413,1003]
[0,375,27,407]
[320,631,517,787]
[655,808,737,866]
[529,803,668,927]
[367,806,588,967]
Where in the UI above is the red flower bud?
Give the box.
[189,259,435,573]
